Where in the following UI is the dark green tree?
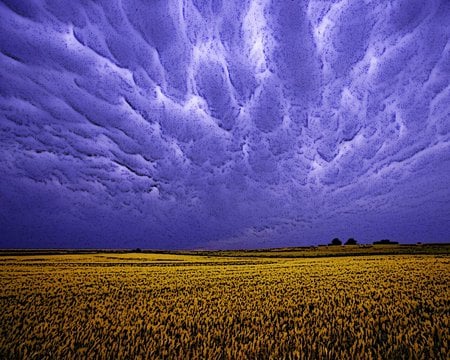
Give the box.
[330,238,342,246]
[345,238,357,245]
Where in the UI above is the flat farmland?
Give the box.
[0,253,448,359]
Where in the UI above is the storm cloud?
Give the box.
[0,0,449,249]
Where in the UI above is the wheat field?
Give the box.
[0,253,448,359]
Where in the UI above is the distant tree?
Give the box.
[345,238,357,245]
[330,238,342,246]
[134,248,142,253]
[373,239,399,245]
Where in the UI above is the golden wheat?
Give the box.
[0,254,448,359]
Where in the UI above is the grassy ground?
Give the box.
[2,243,449,258]
[192,243,450,258]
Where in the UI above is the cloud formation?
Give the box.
[0,0,449,249]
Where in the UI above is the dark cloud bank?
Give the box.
[0,0,449,249]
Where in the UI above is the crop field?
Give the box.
[0,253,449,359]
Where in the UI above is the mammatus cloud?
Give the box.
[0,0,449,249]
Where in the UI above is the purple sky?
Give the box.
[0,0,449,249]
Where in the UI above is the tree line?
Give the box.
[329,238,399,246]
